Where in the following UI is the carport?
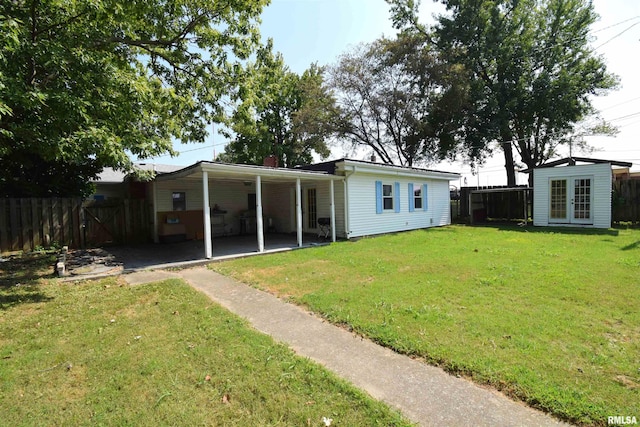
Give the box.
[151,161,341,259]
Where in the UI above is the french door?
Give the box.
[303,187,317,232]
[549,176,593,224]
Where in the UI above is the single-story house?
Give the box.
[91,163,183,201]
[149,158,460,258]
[527,157,632,228]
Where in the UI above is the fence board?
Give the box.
[613,179,640,224]
[51,199,61,245]
[9,199,20,251]
[71,199,81,248]
[31,199,41,249]
[41,198,51,247]
[0,200,8,252]
[20,199,31,251]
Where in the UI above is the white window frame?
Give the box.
[382,183,394,211]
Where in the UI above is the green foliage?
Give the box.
[387,0,618,185]
[221,41,334,168]
[0,277,410,426]
[329,34,456,167]
[0,0,268,196]
[213,225,640,424]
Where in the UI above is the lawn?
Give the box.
[0,253,409,426]
[211,225,640,426]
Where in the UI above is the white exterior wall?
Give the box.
[533,163,612,228]
[263,183,292,233]
[155,179,203,212]
[345,172,451,238]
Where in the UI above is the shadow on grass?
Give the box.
[0,252,56,310]
[472,223,621,236]
[621,241,640,251]
[0,286,53,310]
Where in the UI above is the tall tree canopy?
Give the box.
[388,0,618,185]
[329,34,461,167]
[0,0,268,196]
[220,41,334,168]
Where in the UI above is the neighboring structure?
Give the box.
[148,158,459,258]
[528,157,632,229]
[91,163,183,202]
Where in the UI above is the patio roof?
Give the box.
[155,161,342,183]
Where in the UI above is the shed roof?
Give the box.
[520,157,632,173]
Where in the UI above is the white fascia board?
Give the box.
[156,161,342,182]
[337,160,460,181]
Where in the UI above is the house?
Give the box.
[528,157,632,229]
[91,163,184,202]
[149,159,460,258]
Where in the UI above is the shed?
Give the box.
[526,157,632,229]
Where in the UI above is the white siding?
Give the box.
[345,173,452,238]
[155,179,203,212]
[533,163,612,228]
[313,181,346,237]
[263,183,293,232]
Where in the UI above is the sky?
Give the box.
[144,0,640,187]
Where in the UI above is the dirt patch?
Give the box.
[64,248,123,277]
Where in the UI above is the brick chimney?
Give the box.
[263,155,278,168]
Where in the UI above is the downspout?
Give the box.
[343,169,355,239]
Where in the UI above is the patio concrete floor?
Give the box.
[107,233,326,271]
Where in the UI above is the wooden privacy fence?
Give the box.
[0,198,151,253]
[613,179,640,224]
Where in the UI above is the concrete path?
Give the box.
[124,267,568,427]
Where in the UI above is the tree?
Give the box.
[0,0,268,196]
[220,42,334,168]
[328,34,457,167]
[388,0,618,185]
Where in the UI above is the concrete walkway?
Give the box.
[124,267,568,427]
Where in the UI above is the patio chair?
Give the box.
[317,217,331,240]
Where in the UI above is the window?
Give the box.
[376,181,400,214]
[383,184,393,210]
[413,185,423,210]
[172,192,186,211]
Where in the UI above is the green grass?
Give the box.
[0,255,409,426]
[211,225,640,426]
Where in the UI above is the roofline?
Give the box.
[520,157,633,173]
[336,159,460,180]
[155,161,342,181]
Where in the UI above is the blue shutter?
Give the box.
[408,183,415,212]
[394,182,401,213]
[423,184,428,211]
[375,181,383,214]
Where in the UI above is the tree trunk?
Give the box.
[501,141,517,187]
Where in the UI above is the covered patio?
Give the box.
[151,161,341,259]
[108,233,327,271]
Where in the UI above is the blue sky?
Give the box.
[143,0,640,186]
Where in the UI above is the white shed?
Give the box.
[530,157,632,229]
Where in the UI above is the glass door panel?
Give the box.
[549,179,568,221]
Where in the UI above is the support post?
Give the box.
[203,171,212,259]
[330,179,336,242]
[256,175,264,252]
[343,179,349,239]
[296,178,303,247]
